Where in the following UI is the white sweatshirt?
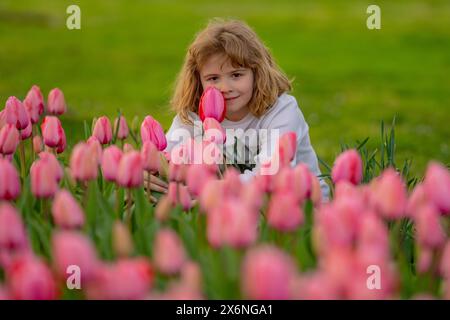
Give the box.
[164,93,330,200]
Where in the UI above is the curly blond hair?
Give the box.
[170,18,292,125]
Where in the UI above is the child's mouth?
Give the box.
[226,96,239,101]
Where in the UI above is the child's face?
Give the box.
[199,54,254,122]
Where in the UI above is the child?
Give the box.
[154,18,329,200]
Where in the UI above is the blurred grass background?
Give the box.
[1,0,449,177]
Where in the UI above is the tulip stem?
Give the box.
[30,126,35,162]
[19,139,26,181]
[126,188,132,228]
[115,184,121,219]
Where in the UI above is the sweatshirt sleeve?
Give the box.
[164,114,201,154]
[239,95,330,201]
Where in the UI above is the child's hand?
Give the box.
[144,171,169,194]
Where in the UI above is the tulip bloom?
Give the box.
[332,149,363,185]
[207,200,258,248]
[113,221,133,257]
[203,117,226,144]
[198,86,226,122]
[52,190,85,229]
[32,135,43,154]
[278,131,297,167]
[423,162,450,214]
[8,255,58,300]
[92,116,113,145]
[0,158,21,200]
[141,141,160,174]
[369,168,407,219]
[414,204,446,248]
[154,228,187,275]
[23,85,44,124]
[70,142,99,182]
[101,145,123,182]
[0,203,28,252]
[267,191,304,232]
[41,116,65,149]
[38,151,64,183]
[186,164,215,197]
[20,121,32,140]
[85,258,154,300]
[47,88,66,115]
[114,116,129,140]
[140,116,167,151]
[117,151,143,188]
[0,124,20,155]
[30,158,59,198]
[52,231,99,283]
[241,245,297,300]
[4,96,30,130]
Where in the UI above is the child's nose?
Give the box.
[217,80,232,94]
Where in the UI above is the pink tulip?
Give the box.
[169,162,189,182]
[92,116,113,144]
[140,116,167,151]
[414,204,446,248]
[369,168,407,219]
[267,191,304,232]
[141,141,160,173]
[293,164,313,202]
[23,85,44,124]
[332,149,363,185]
[55,127,66,154]
[52,231,99,283]
[278,131,297,167]
[4,96,30,130]
[47,88,66,115]
[222,167,243,199]
[198,86,226,122]
[86,258,154,300]
[241,245,297,300]
[114,116,129,140]
[123,143,134,153]
[199,179,223,213]
[203,117,226,144]
[179,184,193,211]
[186,164,215,197]
[20,121,32,140]
[0,203,28,252]
[70,142,99,182]
[86,136,102,163]
[207,200,258,248]
[41,116,65,149]
[406,184,428,217]
[0,124,20,155]
[52,190,85,229]
[117,151,143,188]
[154,228,187,275]
[38,151,64,183]
[7,255,58,300]
[101,145,123,182]
[293,273,340,300]
[0,158,21,200]
[30,158,59,198]
[33,135,43,154]
[423,162,450,214]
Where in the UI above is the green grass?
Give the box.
[1,0,449,177]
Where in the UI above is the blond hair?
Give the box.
[170,18,292,125]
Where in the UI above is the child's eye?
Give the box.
[232,73,243,78]
[207,77,218,82]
